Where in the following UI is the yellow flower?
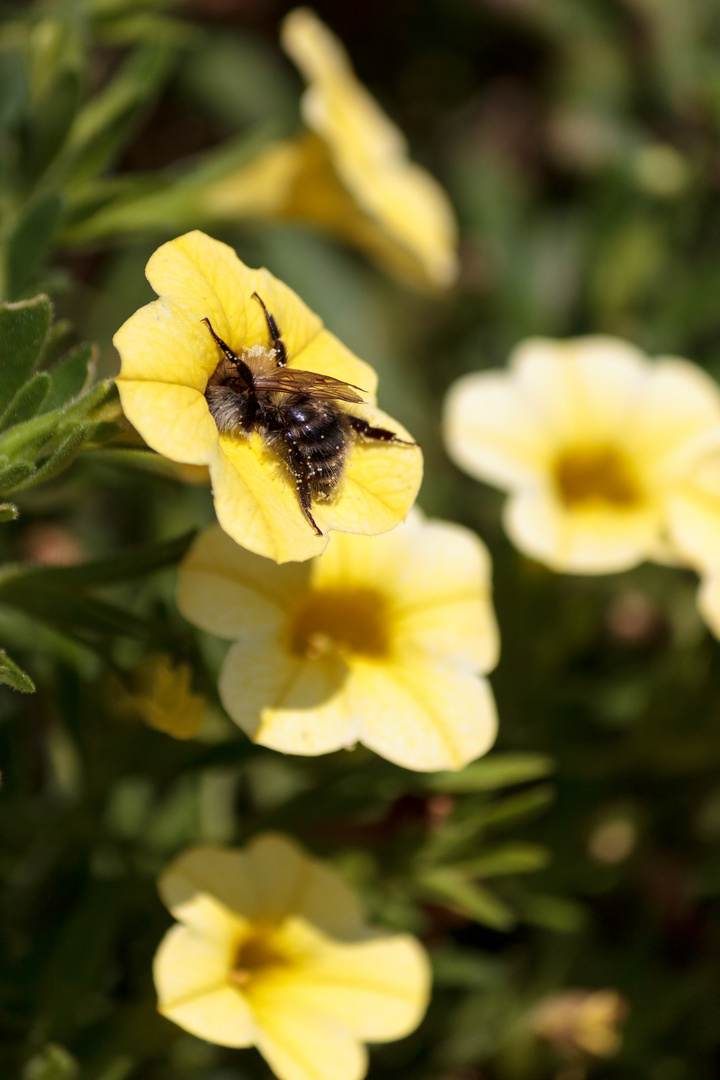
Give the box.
[114,231,422,564]
[443,335,720,574]
[153,833,430,1080]
[531,989,628,1058]
[113,653,205,740]
[201,9,458,291]
[177,511,499,772]
[662,439,720,637]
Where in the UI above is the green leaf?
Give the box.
[0,372,51,431]
[428,753,555,792]
[65,43,175,185]
[0,461,36,493]
[5,192,64,300]
[452,842,551,878]
[23,1043,79,1080]
[469,784,557,829]
[41,344,94,412]
[419,868,516,931]
[22,68,82,183]
[0,49,28,134]
[0,647,35,693]
[0,502,19,521]
[519,893,586,934]
[8,530,196,589]
[0,296,52,416]
[9,427,86,491]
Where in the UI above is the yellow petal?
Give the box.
[177,524,311,639]
[144,231,323,362]
[153,923,256,1048]
[281,9,458,291]
[159,852,254,933]
[210,407,422,564]
[505,487,660,574]
[161,838,368,939]
[443,371,551,488]
[114,381,218,465]
[243,835,367,937]
[263,920,430,1042]
[348,659,498,772]
[218,633,354,755]
[313,512,499,671]
[666,447,720,570]
[253,994,366,1080]
[628,359,720,475]
[512,336,650,445]
[698,570,720,638]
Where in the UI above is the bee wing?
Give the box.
[253,368,366,403]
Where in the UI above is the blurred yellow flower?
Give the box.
[531,989,628,1058]
[443,335,720,574]
[154,833,430,1080]
[201,8,458,291]
[662,440,720,637]
[177,511,499,772]
[114,653,204,740]
[114,231,422,564]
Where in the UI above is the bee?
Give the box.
[203,293,415,536]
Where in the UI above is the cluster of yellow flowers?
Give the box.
[105,8,720,1077]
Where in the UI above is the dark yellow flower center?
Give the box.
[553,445,642,509]
[289,587,390,659]
[230,928,290,988]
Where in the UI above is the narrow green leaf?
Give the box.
[0,372,51,431]
[23,1042,79,1080]
[0,296,52,416]
[41,344,94,412]
[428,753,555,793]
[6,192,64,300]
[0,583,150,640]
[519,893,586,934]
[9,427,86,492]
[0,502,19,522]
[419,868,516,931]
[0,462,36,493]
[22,69,81,183]
[4,530,196,589]
[0,647,35,693]
[452,842,551,878]
[0,379,114,461]
[0,50,28,133]
[65,43,175,185]
[470,784,556,828]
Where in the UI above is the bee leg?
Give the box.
[347,416,417,446]
[251,292,288,368]
[201,318,239,364]
[285,440,323,536]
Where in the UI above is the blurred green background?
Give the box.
[4,0,720,1078]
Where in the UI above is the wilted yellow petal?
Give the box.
[281,9,457,291]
